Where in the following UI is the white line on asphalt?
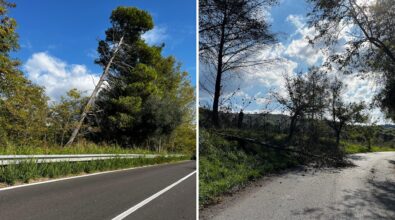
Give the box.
[112,171,197,220]
[0,161,190,192]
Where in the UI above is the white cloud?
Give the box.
[142,26,167,45]
[243,44,298,95]
[199,43,298,112]
[199,9,391,124]
[256,97,271,105]
[284,15,325,65]
[24,52,99,102]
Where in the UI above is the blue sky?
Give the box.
[200,0,312,109]
[10,0,196,101]
[199,0,389,124]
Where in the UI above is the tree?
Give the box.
[65,7,154,146]
[0,1,48,146]
[169,122,196,155]
[274,73,308,142]
[303,68,329,143]
[93,7,194,148]
[49,89,86,146]
[199,0,277,127]
[237,110,244,129]
[326,77,366,148]
[360,117,377,152]
[307,0,395,121]
[274,68,329,142]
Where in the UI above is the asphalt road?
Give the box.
[0,161,196,220]
[203,152,395,220]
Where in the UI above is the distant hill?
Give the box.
[382,124,395,129]
[200,108,395,144]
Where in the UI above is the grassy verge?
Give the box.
[0,143,156,155]
[0,156,189,186]
[344,142,395,154]
[199,130,299,207]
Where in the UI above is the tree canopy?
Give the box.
[199,0,277,126]
[0,0,48,146]
[93,7,195,148]
[0,4,195,155]
[307,0,395,121]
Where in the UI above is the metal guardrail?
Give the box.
[0,154,184,165]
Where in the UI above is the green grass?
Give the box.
[0,143,157,155]
[199,130,298,207]
[344,142,395,154]
[0,156,189,186]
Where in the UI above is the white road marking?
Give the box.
[0,161,190,192]
[112,171,197,220]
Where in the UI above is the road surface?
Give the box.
[0,161,196,220]
[202,152,395,220]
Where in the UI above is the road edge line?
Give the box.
[0,160,191,192]
[112,171,197,220]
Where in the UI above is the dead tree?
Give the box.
[65,36,124,146]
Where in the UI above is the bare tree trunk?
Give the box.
[335,123,344,149]
[212,12,227,128]
[237,110,244,129]
[65,36,124,146]
[61,130,65,147]
[367,138,371,152]
[212,51,223,127]
[335,131,340,148]
[288,115,297,142]
[159,137,161,153]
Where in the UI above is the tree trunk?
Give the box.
[367,138,371,152]
[212,48,224,127]
[237,110,244,128]
[335,131,340,148]
[159,137,162,153]
[288,115,297,142]
[212,12,227,128]
[335,123,343,149]
[65,36,124,146]
[61,130,65,147]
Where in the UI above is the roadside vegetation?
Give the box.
[0,143,154,155]
[344,143,395,154]
[0,2,195,157]
[199,130,298,206]
[199,0,395,207]
[0,156,189,186]
[199,109,395,206]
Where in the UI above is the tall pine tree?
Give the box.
[94,7,194,148]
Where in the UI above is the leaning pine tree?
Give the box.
[81,7,194,149]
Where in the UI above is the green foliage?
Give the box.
[94,7,195,149]
[0,156,188,186]
[0,4,194,155]
[199,129,298,206]
[108,7,153,42]
[0,142,156,155]
[344,142,395,154]
[0,1,49,146]
[306,0,395,122]
[47,89,87,146]
[170,123,196,155]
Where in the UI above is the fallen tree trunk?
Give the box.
[214,132,341,163]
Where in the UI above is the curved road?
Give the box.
[204,152,395,220]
